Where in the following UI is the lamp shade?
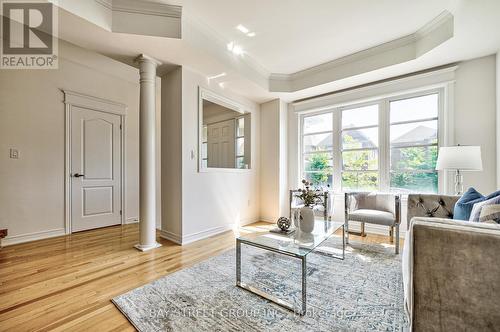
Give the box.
[436,146,483,171]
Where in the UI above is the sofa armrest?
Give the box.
[407,194,460,229]
[408,218,500,331]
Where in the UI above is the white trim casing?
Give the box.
[63,90,127,235]
[1,228,66,246]
[160,217,259,245]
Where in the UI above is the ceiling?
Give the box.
[55,0,500,103]
[178,0,456,74]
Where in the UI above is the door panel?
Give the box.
[83,119,114,180]
[83,186,114,216]
[207,119,235,168]
[71,107,121,232]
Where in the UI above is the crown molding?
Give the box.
[112,0,182,19]
[53,2,453,96]
[134,54,162,66]
[292,64,458,112]
[94,0,112,10]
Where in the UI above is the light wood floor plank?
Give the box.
[0,222,399,331]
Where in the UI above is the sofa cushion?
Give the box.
[453,187,484,220]
[349,209,395,226]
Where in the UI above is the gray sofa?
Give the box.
[404,194,500,331]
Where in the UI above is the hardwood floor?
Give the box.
[0,222,398,331]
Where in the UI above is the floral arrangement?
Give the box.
[295,179,323,207]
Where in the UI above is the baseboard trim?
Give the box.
[159,230,182,244]
[125,217,139,224]
[2,228,66,246]
[259,216,275,223]
[181,225,233,245]
[160,217,261,246]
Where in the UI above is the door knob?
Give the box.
[73,173,84,178]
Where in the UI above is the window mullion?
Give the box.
[379,99,390,192]
[332,109,342,192]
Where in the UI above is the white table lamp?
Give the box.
[436,145,483,195]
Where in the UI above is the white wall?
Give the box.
[161,67,183,239]
[496,52,500,188]
[260,100,280,221]
[0,40,142,245]
[260,99,289,222]
[160,66,261,244]
[455,55,497,194]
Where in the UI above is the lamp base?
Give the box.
[454,170,464,195]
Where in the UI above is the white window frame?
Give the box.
[300,109,335,187]
[386,90,441,193]
[235,116,245,168]
[339,101,381,191]
[299,87,446,194]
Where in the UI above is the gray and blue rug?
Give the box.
[113,236,407,331]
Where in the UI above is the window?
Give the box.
[235,117,245,169]
[301,112,333,187]
[341,104,379,191]
[300,89,442,193]
[201,125,208,169]
[389,93,439,193]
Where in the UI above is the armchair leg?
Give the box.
[395,225,400,254]
[345,219,349,244]
[389,226,394,244]
[347,222,367,237]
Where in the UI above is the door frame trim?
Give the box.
[63,90,127,234]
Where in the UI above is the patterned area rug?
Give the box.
[113,235,408,331]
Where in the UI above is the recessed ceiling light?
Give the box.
[208,72,227,80]
[247,32,256,37]
[232,45,244,55]
[227,42,244,56]
[236,24,249,34]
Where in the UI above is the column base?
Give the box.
[134,242,162,252]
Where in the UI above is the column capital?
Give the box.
[134,54,162,67]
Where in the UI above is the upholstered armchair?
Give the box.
[345,192,401,254]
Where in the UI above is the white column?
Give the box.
[135,54,161,251]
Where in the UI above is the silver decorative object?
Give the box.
[277,217,291,231]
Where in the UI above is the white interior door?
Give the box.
[207,119,235,168]
[71,107,122,232]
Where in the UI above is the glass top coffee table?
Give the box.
[236,220,345,315]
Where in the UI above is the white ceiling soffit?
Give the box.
[268,11,454,92]
[52,0,182,38]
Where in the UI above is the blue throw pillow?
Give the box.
[485,190,500,200]
[454,188,484,220]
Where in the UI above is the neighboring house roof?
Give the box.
[392,125,436,147]
[304,125,436,152]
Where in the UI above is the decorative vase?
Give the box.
[299,206,315,233]
[298,231,314,246]
[293,209,300,227]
